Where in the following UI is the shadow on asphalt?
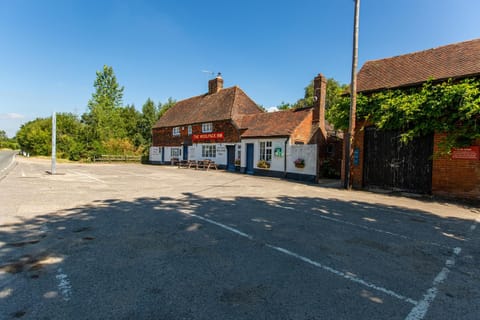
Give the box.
[1,194,479,319]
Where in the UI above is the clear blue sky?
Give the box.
[1,0,479,137]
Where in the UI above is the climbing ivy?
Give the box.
[326,78,480,152]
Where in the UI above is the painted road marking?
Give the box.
[309,211,452,249]
[404,247,461,320]
[0,154,16,173]
[55,268,73,301]
[67,170,105,183]
[180,210,418,305]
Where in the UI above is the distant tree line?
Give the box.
[7,66,350,161]
[14,65,175,161]
[0,130,19,149]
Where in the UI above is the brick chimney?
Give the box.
[208,73,223,94]
[313,73,327,138]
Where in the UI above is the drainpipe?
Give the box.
[284,138,288,178]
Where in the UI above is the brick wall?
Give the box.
[291,111,313,144]
[152,120,241,146]
[432,133,480,200]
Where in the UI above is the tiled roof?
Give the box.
[357,38,480,93]
[240,108,312,138]
[153,86,262,128]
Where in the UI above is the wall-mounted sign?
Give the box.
[353,148,360,166]
[274,147,283,157]
[451,146,480,160]
[192,132,224,142]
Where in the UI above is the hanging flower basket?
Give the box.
[294,158,305,168]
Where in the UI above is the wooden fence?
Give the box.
[93,155,141,162]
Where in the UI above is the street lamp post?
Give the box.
[344,0,360,189]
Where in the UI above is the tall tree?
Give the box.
[138,98,159,147]
[82,65,125,144]
[158,97,176,118]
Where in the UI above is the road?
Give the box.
[0,157,479,319]
[0,150,16,179]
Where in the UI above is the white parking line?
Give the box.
[404,247,461,320]
[67,170,105,183]
[180,210,418,305]
[55,267,73,301]
[309,212,451,249]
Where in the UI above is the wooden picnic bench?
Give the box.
[178,160,189,168]
[195,159,218,170]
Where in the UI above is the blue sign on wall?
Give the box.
[353,148,360,166]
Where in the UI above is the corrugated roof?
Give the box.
[240,108,312,138]
[357,38,480,93]
[153,86,262,128]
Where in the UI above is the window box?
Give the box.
[257,159,270,169]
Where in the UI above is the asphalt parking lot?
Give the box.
[1,157,479,319]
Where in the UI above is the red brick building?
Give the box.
[347,38,480,200]
[151,74,263,169]
[151,73,341,181]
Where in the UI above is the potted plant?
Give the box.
[257,159,270,169]
[294,158,305,168]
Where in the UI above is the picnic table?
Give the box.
[177,160,189,168]
[181,159,218,170]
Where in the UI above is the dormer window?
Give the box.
[202,123,213,133]
[172,127,180,136]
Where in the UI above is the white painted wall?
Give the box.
[163,146,182,162]
[154,143,240,165]
[149,146,162,162]
[286,144,317,176]
[241,138,317,176]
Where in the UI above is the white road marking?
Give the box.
[186,213,253,240]
[0,153,15,173]
[265,243,417,305]
[310,212,451,249]
[67,170,105,183]
[181,211,417,305]
[404,247,462,320]
[55,268,73,301]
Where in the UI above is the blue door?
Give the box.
[183,145,189,160]
[246,143,254,174]
[226,146,236,172]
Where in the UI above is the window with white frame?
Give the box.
[188,125,192,135]
[202,145,216,158]
[202,122,213,133]
[171,148,181,157]
[259,141,272,162]
[172,127,180,136]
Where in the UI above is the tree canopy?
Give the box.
[16,65,176,160]
[276,78,348,111]
[326,78,480,152]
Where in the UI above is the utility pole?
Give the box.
[344,0,360,189]
[51,111,56,175]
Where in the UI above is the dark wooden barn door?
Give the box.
[363,127,434,194]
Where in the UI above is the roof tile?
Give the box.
[358,38,480,93]
[240,108,312,138]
